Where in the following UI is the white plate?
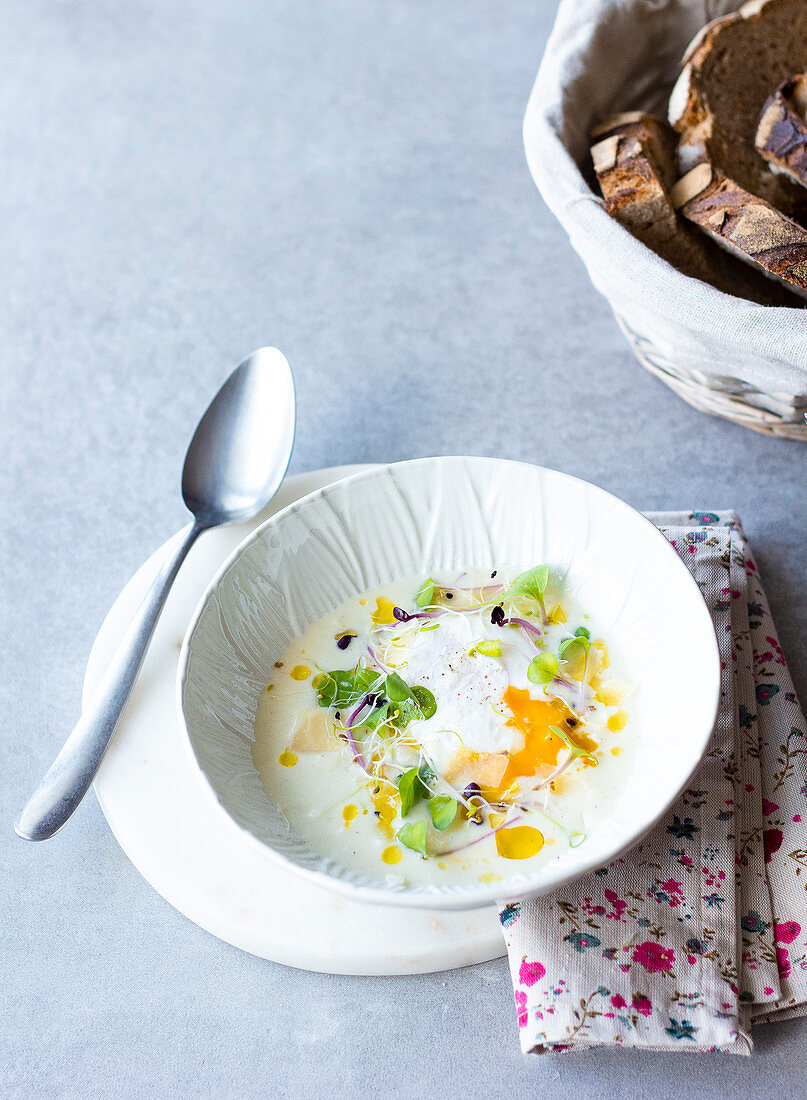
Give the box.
[88,465,505,975]
[179,457,721,910]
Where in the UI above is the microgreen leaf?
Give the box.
[468,640,502,658]
[397,768,420,815]
[415,579,435,608]
[411,685,437,719]
[527,651,559,685]
[558,634,590,663]
[575,626,591,640]
[397,767,430,816]
[397,820,428,856]
[419,762,436,788]
[358,701,392,732]
[385,672,413,704]
[549,724,598,766]
[314,666,386,710]
[506,565,549,603]
[429,795,458,831]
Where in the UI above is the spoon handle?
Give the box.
[15,522,205,841]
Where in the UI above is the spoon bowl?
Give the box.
[182,348,295,527]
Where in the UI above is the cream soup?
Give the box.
[253,567,634,888]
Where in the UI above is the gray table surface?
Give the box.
[4,1,806,1096]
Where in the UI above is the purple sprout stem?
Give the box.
[392,607,444,623]
[504,616,543,640]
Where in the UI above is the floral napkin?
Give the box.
[499,512,807,1055]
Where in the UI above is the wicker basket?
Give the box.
[615,316,807,440]
[524,0,807,441]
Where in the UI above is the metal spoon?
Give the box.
[16,347,296,841]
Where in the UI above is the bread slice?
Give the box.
[668,0,807,221]
[672,162,807,298]
[756,73,807,187]
[590,113,801,304]
[590,112,680,244]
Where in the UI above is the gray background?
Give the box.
[4,1,806,1096]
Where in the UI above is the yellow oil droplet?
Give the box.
[607,709,629,732]
[545,835,557,846]
[342,804,358,824]
[611,745,623,757]
[495,826,544,860]
[382,846,403,865]
[437,861,448,870]
[371,782,398,839]
[359,598,368,606]
[478,872,503,883]
[371,596,397,625]
[289,665,311,681]
[278,750,298,767]
[266,683,274,693]
[548,604,567,624]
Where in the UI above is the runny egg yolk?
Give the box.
[501,687,570,781]
[501,686,598,782]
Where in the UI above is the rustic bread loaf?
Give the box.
[672,161,807,297]
[591,113,800,304]
[756,73,807,187]
[669,0,807,222]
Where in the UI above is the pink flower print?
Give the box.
[774,921,801,945]
[661,879,684,907]
[762,799,779,816]
[611,994,627,1009]
[632,941,675,974]
[518,959,545,987]
[795,815,802,823]
[603,888,628,920]
[776,946,791,981]
[764,986,774,996]
[763,828,783,863]
[632,994,652,1016]
[515,989,528,1029]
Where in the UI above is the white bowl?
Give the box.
[178,457,720,910]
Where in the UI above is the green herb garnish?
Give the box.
[527,651,559,685]
[558,633,590,669]
[429,795,458,831]
[468,640,502,658]
[397,819,428,856]
[415,579,435,608]
[505,565,549,604]
[575,626,591,640]
[397,767,429,816]
[314,667,382,709]
[315,665,435,731]
[411,685,437,719]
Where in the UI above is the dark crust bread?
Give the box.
[590,113,678,242]
[756,74,807,186]
[672,162,807,297]
[590,114,802,304]
[668,0,807,221]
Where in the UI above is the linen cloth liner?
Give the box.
[499,512,807,1054]
[523,0,807,403]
